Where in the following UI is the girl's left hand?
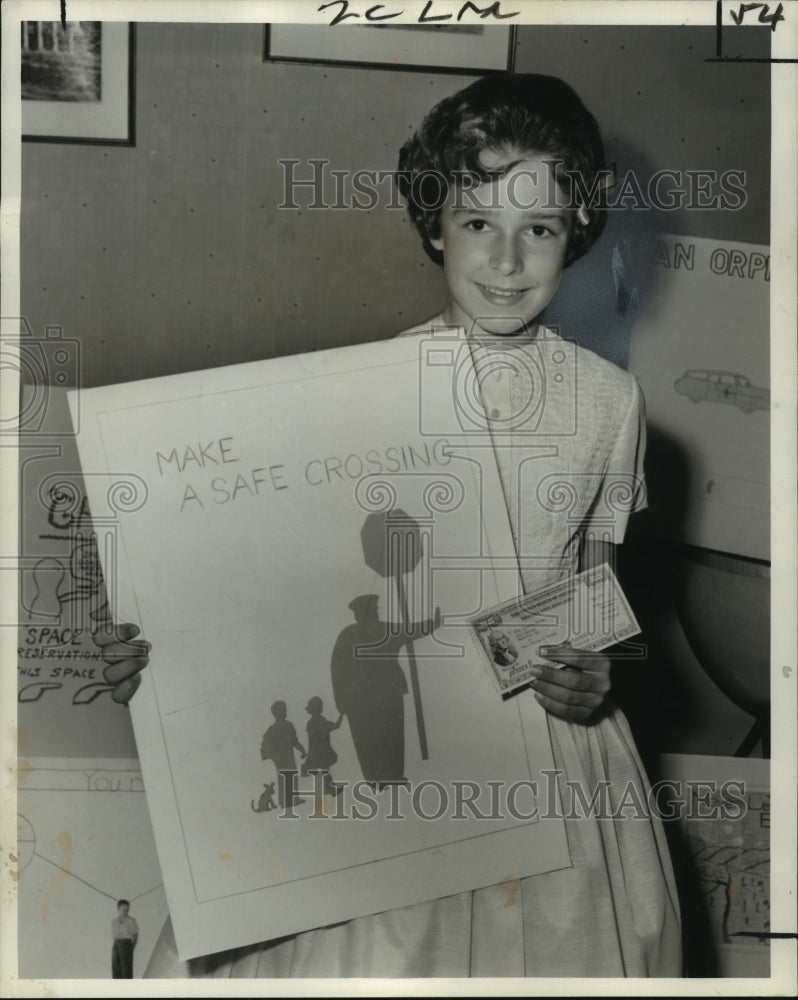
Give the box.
[91,615,150,705]
[528,643,612,724]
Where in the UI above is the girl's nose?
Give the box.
[490,234,522,276]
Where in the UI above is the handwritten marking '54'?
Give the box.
[730,2,785,31]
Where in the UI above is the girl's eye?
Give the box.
[465,219,489,232]
[530,225,551,237]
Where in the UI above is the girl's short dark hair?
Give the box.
[397,73,608,267]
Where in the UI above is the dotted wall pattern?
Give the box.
[515,24,770,243]
[21,23,769,388]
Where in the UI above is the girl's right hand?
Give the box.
[91,613,150,704]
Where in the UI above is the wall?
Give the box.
[22,22,769,388]
[516,25,769,244]
[23,22,458,386]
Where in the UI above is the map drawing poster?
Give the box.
[659,754,770,979]
[70,332,571,960]
[627,235,770,560]
[17,758,168,979]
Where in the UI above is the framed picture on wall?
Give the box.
[264,23,516,73]
[22,21,135,145]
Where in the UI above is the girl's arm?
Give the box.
[526,536,616,724]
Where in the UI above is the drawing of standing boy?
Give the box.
[260,700,306,807]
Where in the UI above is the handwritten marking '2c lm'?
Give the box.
[318,1,520,27]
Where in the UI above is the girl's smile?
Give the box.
[474,282,535,307]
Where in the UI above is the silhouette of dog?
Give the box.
[251,781,277,813]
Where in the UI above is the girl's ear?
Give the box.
[430,235,444,252]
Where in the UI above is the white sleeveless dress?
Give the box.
[145,320,682,978]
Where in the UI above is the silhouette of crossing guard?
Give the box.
[259,701,306,807]
[331,594,436,788]
[301,696,343,796]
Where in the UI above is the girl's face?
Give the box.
[431,153,574,338]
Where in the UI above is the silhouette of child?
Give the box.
[301,696,343,796]
[259,700,306,807]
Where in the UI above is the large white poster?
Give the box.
[71,332,570,959]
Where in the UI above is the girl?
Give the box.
[102,73,682,978]
[301,696,343,796]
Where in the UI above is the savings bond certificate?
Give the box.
[471,564,641,696]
